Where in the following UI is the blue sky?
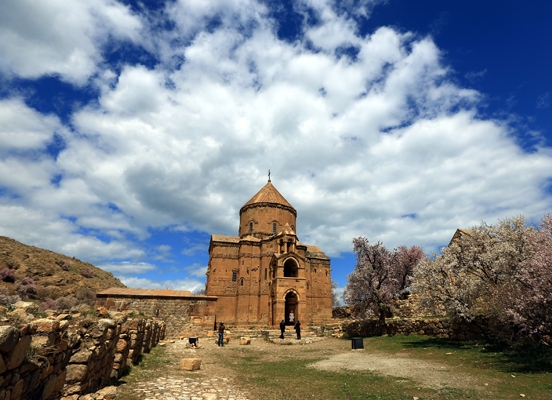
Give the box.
[1,0,551,301]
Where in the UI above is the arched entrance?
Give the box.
[284,291,298,325]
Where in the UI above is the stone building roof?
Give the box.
[211,234,240,243]
[448,228,472,246]
[305,245,329,260]
[241,181,295,211]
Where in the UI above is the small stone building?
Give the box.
[205,179,333,327]
[95,288,217,337]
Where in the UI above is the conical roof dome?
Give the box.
[240,180,296,215]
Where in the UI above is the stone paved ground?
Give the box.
[130,376,249,400]
[117,337,252,400]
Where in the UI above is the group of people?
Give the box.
[216,310,301,346]
[279,310,301,340]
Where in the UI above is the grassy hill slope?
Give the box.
[0,236,125,301]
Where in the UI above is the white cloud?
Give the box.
[184,263,208,278]
[0,0,551,274]
[97,261,157,275]
[119,276,205,293]
[0,0,143,85]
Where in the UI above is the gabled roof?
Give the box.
[448,228,472,246]
[241,180,295,211]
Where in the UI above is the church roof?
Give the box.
[211,234,240,243]
[305,245,329,260]
[241,180,295,211]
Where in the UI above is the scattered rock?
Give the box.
[180,358,202,371]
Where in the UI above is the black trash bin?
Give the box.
[351,337,364,349]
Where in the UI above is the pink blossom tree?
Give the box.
[505,215,552,344]
[412,216,532,323]
[344,237,424,323]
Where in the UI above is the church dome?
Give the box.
[239,180,297,238]
[240,180,296,215]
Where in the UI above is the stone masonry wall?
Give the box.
[96,295,216,338]
[344,317,486,340]
[0,310,165,400]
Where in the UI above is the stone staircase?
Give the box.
[180,323,344,345]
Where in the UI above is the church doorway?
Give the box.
[285,291,298,325]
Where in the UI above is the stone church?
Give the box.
[205,178,333,327]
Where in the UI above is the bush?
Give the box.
[15,277,37,298]
[0,287,20,306]
[39,298,57,311]
[0,268,16,283]
[56,297,77,311]
[80,268,94,278]
[55,259,71,271]
[75,287,96,306]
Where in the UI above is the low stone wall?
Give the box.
[96,292,216,338]
[0,321,72,400]
[0,311,165,400]
[344,317,486,340]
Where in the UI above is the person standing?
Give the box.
[218,322,225,347]
[294,320,301,340]
[279,319,286,339]
[289,310,294,324]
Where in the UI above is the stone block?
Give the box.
[65,364,89,383]
[11,379,24,399]
[33,318,60,333]
[179,358,201,371]
[70,349,94,364]
[116,339,127,352]
[6,334,31,370]
[0,326,20,353]
[96,385,117,400]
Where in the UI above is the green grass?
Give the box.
[214,335,552,400]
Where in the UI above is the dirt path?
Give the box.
[308,351,484,390]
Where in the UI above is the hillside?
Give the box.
[0,236,125,301]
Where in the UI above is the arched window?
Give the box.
[249,222,253,233]
[240,277,244,286]
[283,259,298,278]
[306,282,310,289]
[232,272,237,282]
[273,223,277,234]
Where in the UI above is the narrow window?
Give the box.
[306,282,310,289]
[264,268,267,280]
[232,272,237,282]
[249,222,253,232]
[240,278,244,286]
[273,223,277,234]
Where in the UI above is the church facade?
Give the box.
[205,179,333,327]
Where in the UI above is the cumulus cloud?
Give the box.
[184,263,208,278]
[0,0,143,85]
[96,261,158,275]
[0,0,551,280]
[119,276,205,292]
